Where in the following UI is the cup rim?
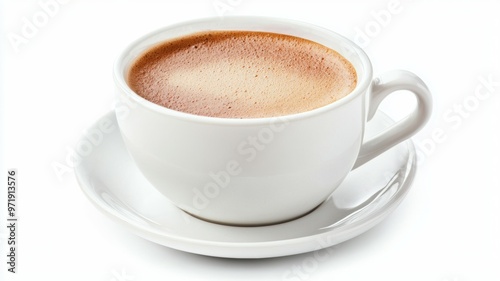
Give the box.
[113,16,373,125]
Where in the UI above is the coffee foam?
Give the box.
[127,31,357,118]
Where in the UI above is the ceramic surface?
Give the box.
[113,17,431,225]
[76,111,416,258]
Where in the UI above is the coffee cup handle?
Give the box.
[353,70,432,169]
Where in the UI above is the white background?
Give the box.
[1,0,499,280]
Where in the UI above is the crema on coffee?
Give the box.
[127,31,357,118]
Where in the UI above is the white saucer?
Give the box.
[75,111,416,259]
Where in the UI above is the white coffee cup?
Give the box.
[114,17,432,226]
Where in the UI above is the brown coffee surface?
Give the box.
[127,31,357,118]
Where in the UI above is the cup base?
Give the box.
[181,203,323,227]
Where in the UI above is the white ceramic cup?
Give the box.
[114,17,432,226]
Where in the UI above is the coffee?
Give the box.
[127,31,357,118]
